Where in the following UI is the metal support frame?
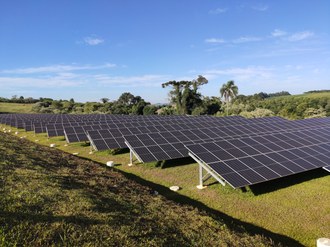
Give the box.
[129,150,133,166]
[86,134,98,151]
[189,152,226,189]
[63,130,70,144]
[125,141,143,166]
[323,166,330,173]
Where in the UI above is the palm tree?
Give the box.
[220,80,238,116]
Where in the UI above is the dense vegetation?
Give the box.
[1,80,329,119]
[232,91,330,119]
[0,131,279,246]
[0,95,39,104]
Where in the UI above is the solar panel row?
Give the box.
[1,113,329,188]
[123,118,330,163]
[186,127,330,188]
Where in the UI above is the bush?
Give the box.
[240,108,274,118]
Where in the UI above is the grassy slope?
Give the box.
[0,103,33,113]
[6,130,329,246]
[265,92,330,100]
[0,132,279,247]
[1,93,329,246]
[293,92,330,98]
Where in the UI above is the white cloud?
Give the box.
[1,63,116,74]
[205,36,261,45]
[252,5,269,11]
[205,38,225,44]
[95,74,170,87]
[209,8,228,14]
[0,72,170,92]
[312,68,320,74]
[0,63,171,91]
[232,36,262,43]
[0,76,81,88]
[271,29,287,37]
[83,36,104,45]
[285,65,303,70]
[287,31,314,41]
[204,66,273,81]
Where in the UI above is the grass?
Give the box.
[300,92,330,98]
[0,130,282,246]
[265,92,330,100]
[2,126,330,246]
[0,102,33,113]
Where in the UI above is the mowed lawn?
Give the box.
[0,131,280,246]
[3,127,330,246]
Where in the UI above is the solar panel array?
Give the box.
[1,113,329,188]
[86,120,250,151]
[124,117,330,163]
[186,126,330,188]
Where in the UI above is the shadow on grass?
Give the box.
[114,168,304,247]
[144,157,196,169]
[79,142,90,147]
[0,210,103,225]
[2,133,305,246]
[249,168,329,195]
[108,148,130,155]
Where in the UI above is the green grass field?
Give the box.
[265,92,330,100]
[301,92,330,98]
[0,102,33,113]
[2,125,329,246]
[0,96,329,246]
[0,130,281,246]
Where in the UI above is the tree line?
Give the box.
[0,95,39,104]
[1,76,329,119]
[30,92,159,115]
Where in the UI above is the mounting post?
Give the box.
[189,152,226,189]
[125,141,143,166]
[128,150,133,166]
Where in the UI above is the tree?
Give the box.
[240,108,274,118]
[131,101,148,115]
[220,80,238,116]
[162,80,187,114]
[157,105,176,115]
[202,96,222,115]
[143,105,158,115]
[192,75,208,93]
[117,92,135,106]
[84,102,99,113]
[100,98,109,104]
[162,75,208,115]
[110,92,148,115]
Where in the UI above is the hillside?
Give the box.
[0,102,33,113]
[0,131,280,246]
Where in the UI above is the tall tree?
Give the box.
[192,75,208,93]
[117,92,135,106]
[220,80,238,116]
[162,75,208,115]
[162,80,188,114]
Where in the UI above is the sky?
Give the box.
[0,0,329,103]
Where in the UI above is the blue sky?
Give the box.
[0,0,329,103]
